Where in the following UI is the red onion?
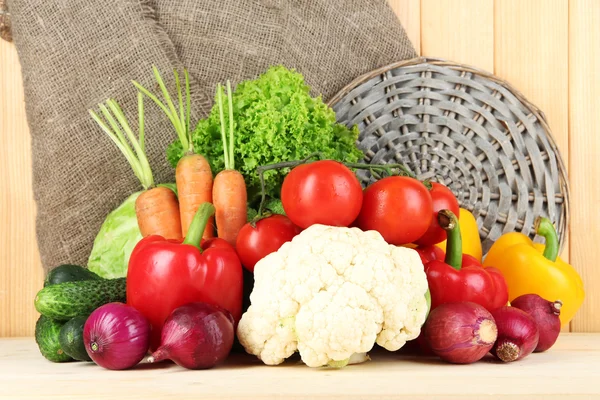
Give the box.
[511,294,562,352]
[148,302,234,369]
[424,302,498,364]
[491,306,539,362]
[84,302,150,370]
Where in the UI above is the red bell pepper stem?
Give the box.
[535,217,559,262]
[438,209,462,270]
[182,202,216,250]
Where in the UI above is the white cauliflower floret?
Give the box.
[237,224,429,368]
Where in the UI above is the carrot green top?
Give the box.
[216,81,235,170]
[132,66,193,153]
[89,94,154,190]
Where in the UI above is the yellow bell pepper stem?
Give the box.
[535,217,559,262]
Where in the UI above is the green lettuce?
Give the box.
[166,65,363,203]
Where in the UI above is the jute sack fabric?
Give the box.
[8,0,416,272]
[152,0,417,103]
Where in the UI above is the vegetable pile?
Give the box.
[32,64,585,372]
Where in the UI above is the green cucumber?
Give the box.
[35,278,126,320]
[35,315,73,362]
[59,316,91,361]
[44,264,102,287]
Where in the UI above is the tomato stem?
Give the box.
[249,211,273,228]
[535,217,559,262]
[438,210,463,270]
[183,202,216,250]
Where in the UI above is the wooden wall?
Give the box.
[1,0,598,336]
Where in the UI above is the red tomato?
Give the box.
[236,215,302,272]
[414,182,460,246]
[356,176,433,245]
[281,160,363,229]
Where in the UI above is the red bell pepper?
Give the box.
[127,202,243,349]
[415,245,445,264]
[425,210,508,312]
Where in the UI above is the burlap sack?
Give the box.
[8,0,416,273]
[153,0,416,102]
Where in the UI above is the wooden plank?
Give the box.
[494,0,570,261]
[569,0,600,333]
[494,0,571,331]
[0,334,598,399]
[388,0,421,55]
[420,0,494,71]
[0,41,43,337]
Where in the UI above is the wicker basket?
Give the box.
[328,57,569,255]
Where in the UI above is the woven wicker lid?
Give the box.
[329,57,569,255]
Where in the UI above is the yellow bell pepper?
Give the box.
[435,208,482,262]
[483,217,584,326]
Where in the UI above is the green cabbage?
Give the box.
[88,183,177,278]
[88,192,143,279]
[166,65,363,203]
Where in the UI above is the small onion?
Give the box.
[84,302,150,370]
[511,294,562,352]
[148,302,234,369]
[424,302,498,364]
[491,306,539,362]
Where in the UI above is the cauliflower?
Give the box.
[237,224,430,368]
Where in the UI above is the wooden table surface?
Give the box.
[1,334,599,400]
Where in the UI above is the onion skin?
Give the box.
[424,302,498,364]
[491,306,539,362]
[511,294,561,352]
[148,302,234,370]
[83,302,150,370]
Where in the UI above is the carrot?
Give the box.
[133,67,214,238]
[136,186,182,238]
[213,81,247,246]
[89,94,182,240]
[176,154,213,237]
[214,169,247,246]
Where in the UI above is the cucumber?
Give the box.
[44,264,102,287]
[35,278,126,320]
[35,315,73,362]
[59,316,91,361]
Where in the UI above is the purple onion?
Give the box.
[491,306,540,362]
[511,294,561,352]
[84,302,150,370]
[148,302,234,369]
[425,302,498,364]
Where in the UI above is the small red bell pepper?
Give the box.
[127,202,243,350]
[415,245,445,264]
[425,210,508,312]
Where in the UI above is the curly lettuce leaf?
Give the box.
[166,65,363,203]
